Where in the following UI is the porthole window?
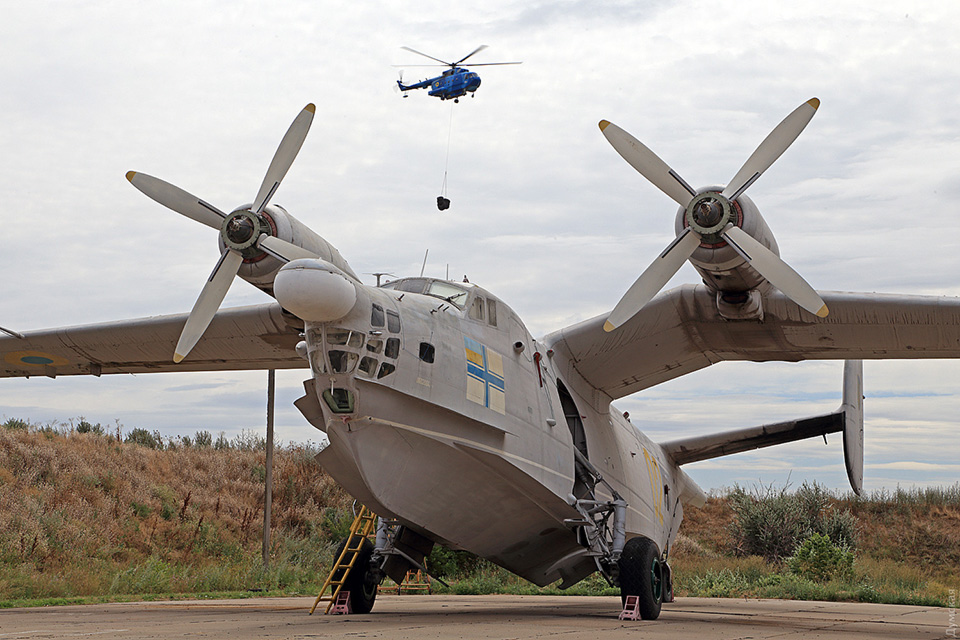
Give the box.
[328,350,358,374]
[385,337,400,359]
[386,310,401,333]
[371,304,385,328]
[419,342,435,363]
[359,356,378,377]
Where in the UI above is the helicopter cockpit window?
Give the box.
[488,299,498,327]
[424,281,468,308]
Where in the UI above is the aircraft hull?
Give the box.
[316,380,598,587]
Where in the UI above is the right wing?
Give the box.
[0,303,305,378]
[544,285,960,401]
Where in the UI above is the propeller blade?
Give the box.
[252,103,316,215]
[722,98,820,200]
[400,46,452,66]
[721,225,828,317]
[455,44,489,65]
[257,234,320,262]
[174,250,244,363]
[604,228,702,332]
[126,171,226,229]
[599,121,697,207]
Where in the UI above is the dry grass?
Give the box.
[0,424,352,601]
[674,487,960,605]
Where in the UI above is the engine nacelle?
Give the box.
[673,188,779,296]
[216,204,358,295]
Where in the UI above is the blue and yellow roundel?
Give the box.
[464,337,505,415]
[4,350,69,368]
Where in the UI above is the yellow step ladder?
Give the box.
[310,505,378,615]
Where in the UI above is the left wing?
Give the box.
[0,303,305,378]
[544,285,960,400]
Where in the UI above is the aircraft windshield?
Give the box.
[425,281,468,307]
[381,278,469,308]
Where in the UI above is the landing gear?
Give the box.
[618,536,663,620]
[333,537,379,614]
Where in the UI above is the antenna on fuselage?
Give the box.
[420,249,429,277]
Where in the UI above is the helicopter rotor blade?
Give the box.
[400,46,453,66]
[454,44,489,66]
[460,61,523,67]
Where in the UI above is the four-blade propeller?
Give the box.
[600,98,827,332]
[127,104,320,362]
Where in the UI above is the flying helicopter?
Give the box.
[395,45,521,102]
[4,100,960,622]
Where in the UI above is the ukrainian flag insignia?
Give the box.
[464,336,505,414]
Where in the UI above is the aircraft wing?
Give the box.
[0,303,305,378]
[544,285,960,401]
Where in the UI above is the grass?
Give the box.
[2,417,958,608]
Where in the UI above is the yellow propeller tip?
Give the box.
[599,120,611,131]
[816,304,829,318]
[808,97,820,110]
[125,171,137,182]
[603,320,616,332]
[173,353,186,363]
[305,103,316,114]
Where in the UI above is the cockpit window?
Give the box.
[379,278,469,309]
[425,281,468,308]
[469,296,485,321]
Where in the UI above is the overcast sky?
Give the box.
[2,0,959,494]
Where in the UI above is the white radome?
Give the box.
[274,259,357,322]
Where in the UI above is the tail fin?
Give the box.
[661,360,865,495]
[841,360,864,494]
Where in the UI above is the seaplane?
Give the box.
[3,99,960,620]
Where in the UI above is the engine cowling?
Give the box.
[673,189,779,296]
[216,203,358,294]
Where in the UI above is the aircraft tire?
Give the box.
[617,536,663,619]
[332,537,378,614]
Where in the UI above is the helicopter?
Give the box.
[395,45,521,102]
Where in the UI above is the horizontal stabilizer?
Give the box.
[660,360,864,494]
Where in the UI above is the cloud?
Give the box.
[3,0,960,492]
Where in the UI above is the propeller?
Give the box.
[600,98,827,332]
[396,45,522,68]
[127,103,320,362]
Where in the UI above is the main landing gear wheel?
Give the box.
[618,536,663,620]
[333,538,379,614]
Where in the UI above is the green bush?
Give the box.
[125,428,162,449]
[76,420,104,435]
[729,482,858,562]
[3,418,30,431]
[787,533,854,582]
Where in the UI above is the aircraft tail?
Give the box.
[660,360,864,494]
